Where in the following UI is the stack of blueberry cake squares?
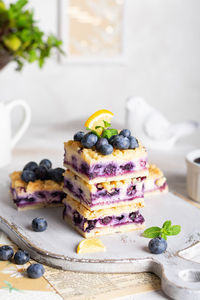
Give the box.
[62,128,149,238]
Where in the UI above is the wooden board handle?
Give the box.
[161,255,200,300]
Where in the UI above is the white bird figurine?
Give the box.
[125,97,199,150]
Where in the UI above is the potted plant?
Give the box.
[0,0,63,71]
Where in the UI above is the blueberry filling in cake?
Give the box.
[63,169,145,209]
[11,188,66,208]
[63,194,145,237]
[64,204,144,233]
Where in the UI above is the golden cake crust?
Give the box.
[10,171,63,193]
[64,140,147,164]
[63,195,144,220]
[148,164,163,179]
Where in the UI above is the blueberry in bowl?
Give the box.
[32,217,48,232]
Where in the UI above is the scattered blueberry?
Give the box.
[99,144,113,155]
[148,237,167,254]
[74,131,85,142]
[0,245,14,261]
[27,263,45,279]
[95,138,109,151]
[119,129,131,138]
[49,167,65,183]
[81,133,98,148]
[21,170,36,183]
[32,217,48,232]
[14,250,30,265]
[23,161,38,172]
[35,166,48,180]
[129,136,139,149]
[39,159,52,169]
[112,135,130,150]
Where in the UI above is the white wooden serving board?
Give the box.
[1,173,200,300]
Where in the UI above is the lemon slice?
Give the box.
[85,110,114,134]
[77,238,106,254]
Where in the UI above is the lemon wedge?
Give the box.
[77,238,106,254]
[85,109,114,134]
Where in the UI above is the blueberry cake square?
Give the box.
[64,140,148,184]
[10,159,65,211]
[64,169,145,210]
[144,164,168,196]
[63,195,145,238]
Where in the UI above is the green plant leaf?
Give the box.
[142,227,161,238]
[103,120,111,128]
[167,225,181,236]
[162,220,171,230]
[102,129,118,139]
[161,233,167,240]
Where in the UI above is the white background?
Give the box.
[0,0,200,129]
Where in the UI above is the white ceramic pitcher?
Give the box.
[0,99,31,168]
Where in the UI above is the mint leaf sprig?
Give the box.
[143,220,181,240]
[86,120,118,139]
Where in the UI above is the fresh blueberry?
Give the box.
[148,237,167,254]
[99,144,113,155]
[32,217,48,232]
[119,129,131,138]
[39,159,52,169]
[109,134,118,145]
[0,245,14,261]
[95,138,109,151]
[49,167,64,183]
[35,166,48,180]
[129,136,139,149]
[23,161,38,172]
[21,170,36,183]
[27,263,45,278]
[81,133,98,148]
[112,135,130,150]
[74,131,85,142]
[14,250,30,265]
